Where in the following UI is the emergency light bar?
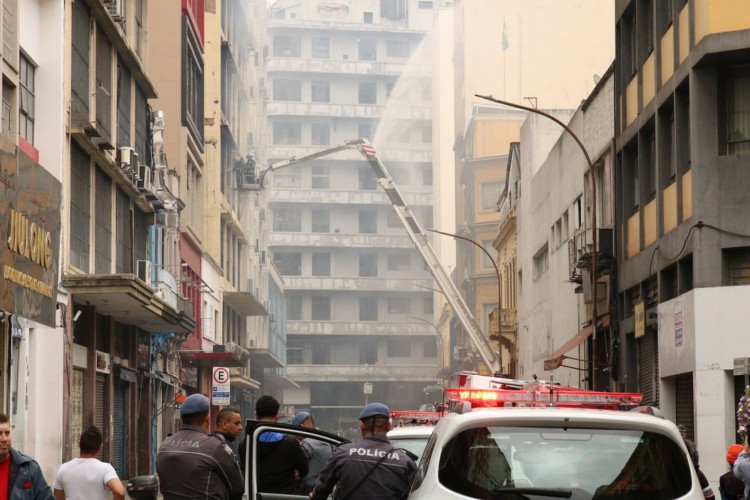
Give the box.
[446,388,643,410]
[390,411,443,423]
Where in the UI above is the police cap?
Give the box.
[359,402,390,420]
[180,394,210,416]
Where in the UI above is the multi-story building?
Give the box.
[60,0,196,477]
[613,0,750,485]
[266,0,439,432]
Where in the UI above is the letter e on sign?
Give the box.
[212,367,231,406]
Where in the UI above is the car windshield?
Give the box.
[389,437,430,462]
[437,426,692,500]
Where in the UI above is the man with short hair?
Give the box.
[312,402,416,500]
[292,411,333,494]
[53,426,125,500]
[0,413,54,499]
[240,395,308,494]
[156,393,244,500]
[214,407,243,470]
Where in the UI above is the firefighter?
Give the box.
[311,403,416,500]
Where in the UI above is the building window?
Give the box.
[480,181,502,211]
[386,82,395,99]
[387,253,410,271]
[423,297,433,314]
[287,294,303,320]
[481,240,498,269]
[71,0,90,120]
[273,78,301,101]
[134,87,149,163]
[311,37,329,59]
[422,124,432,143]
[311,296,331,321]
[387,339,411,357]
[387,210,401,229]
[381,0,406,19]
[359,166,377,190]
[359,254,378,277]
[312,342,332,364]
[311,165,330,189]
[273,35,301,57]
[19,54,35,144]
[358,39,377,61]
[273,122,302,144]
[94,32,113,144]
[273,208,302,232]
[533,245,549,280]
[1,80,12,138]
[390,167,410,185]
[359,210,377,234]
[70,144,91,271]
[644,129,656,200]
[117,59,132,149]
[423,339,437,357]
[359,82,377,104]
[135,0,144,56]
[724,69,750,155]
[182,18,204,144]
[359,340,378,364]
[363,12,373,24]
[2,0,16,65]
[386,40,410,58]
[311,80,330,103]
[423,167,433,186]
[115,188,132,273]
[94,169,112,274]
[287,343,304,365]
[311,208,330,233]
[273,252,302,276]
[312,252,331,277]
[274,165,302,188]
[359,297,378,321]
[625,145,639,213]
[387,298,410,315]
[311,123,330,146]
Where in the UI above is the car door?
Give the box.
[243,419,348,500]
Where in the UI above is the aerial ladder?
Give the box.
[249,138,501,373]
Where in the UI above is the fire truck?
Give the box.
[253,139,501,373]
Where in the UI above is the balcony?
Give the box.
[286,364,438,382]
[229,366,261,390]
[490,308,517,336]
[268,57,407,77]
[267,232,415,249]
[282,276,433,293]
[268,188,432,206]
[267,144,432,164]
[267,101,431,121]
[287,320,434,337]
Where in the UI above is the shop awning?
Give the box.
[62,274,196,333]
[181,351,248,368]
[248,347,284,369]
[223,290,268,316]
[544,315,611,371]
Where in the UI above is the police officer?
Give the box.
[311,402,416,500]
[156,394,244,500]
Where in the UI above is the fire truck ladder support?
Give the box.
[260,139,501,373]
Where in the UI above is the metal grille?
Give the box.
[135,87,148,162]
[71,0,90,118]
[112,378,129,478]
[70,144,91,270]
[311,296,331,321]
[95,374,106,460]
[675,373,694,440]
[95,169,112,274]
[133,207,147,263]
[71,369,84,459]
[286,295,302,320]
[117,59,131,149]
[115,188,132,273]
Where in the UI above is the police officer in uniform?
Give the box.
[156,394,244,500]
[311,402,416,500]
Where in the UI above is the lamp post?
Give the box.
[407,315,445,371]
[475,94,599,388]
[428,228,503,373]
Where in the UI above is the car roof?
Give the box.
[387,426,435,439]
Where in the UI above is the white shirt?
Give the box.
[53,457,119,500]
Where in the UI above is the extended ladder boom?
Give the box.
[261,139,501,373]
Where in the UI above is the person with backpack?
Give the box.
[311,403,416,500]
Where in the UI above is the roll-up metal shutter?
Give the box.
[675,373,695,440]
[71,369,84,458]
[637,331,659,406]
[95,374,106,460]
[112,378,129,478]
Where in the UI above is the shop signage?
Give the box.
[0,139,61,327]
[634,301,645,339]
[212,366,231,406]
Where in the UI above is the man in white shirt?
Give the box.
[53,426,125,500]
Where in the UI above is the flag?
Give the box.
[502,20,509,51]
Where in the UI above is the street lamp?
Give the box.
[428,228,503,373]
[407,315,445,371]
[475,94,600,388]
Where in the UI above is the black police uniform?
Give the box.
[156,424,244,500]
[312,434,416,500]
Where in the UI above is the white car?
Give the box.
[387,425,435,463]
[406,407,704,500]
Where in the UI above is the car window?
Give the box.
[437,426,692,499]
[410,432,437,491]
[388,437,430,462]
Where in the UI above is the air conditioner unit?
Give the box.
[105,0,123,20]
[117,146,134,169]
[137,165,152,192]
[136,260,152,287]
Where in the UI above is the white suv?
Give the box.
[407,407,704,500]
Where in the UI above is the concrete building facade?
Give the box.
[614,0,750,486]
[266,0,440,432]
